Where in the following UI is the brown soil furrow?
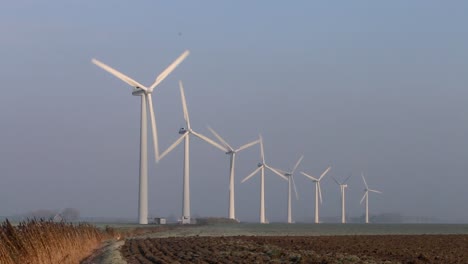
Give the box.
[122,235,468,263]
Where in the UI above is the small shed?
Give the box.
[154,217,166,225]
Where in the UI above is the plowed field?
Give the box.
[121,235,468,263]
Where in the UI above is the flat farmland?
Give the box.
[121,235,468,263]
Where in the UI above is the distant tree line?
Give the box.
[22,208,80,222]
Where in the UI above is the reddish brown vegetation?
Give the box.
[0,219,103,264]
[121,235,468,263]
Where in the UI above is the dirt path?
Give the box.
[81,239,126,264]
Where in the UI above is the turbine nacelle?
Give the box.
[179,127,188,134]
[131,87,147,96]
[257,162,263,167]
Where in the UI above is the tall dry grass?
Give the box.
[0,219,103,264]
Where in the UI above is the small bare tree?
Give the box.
[61,208,80,222]
[27,209,58,220]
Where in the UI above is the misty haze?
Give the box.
[1,1,468,225]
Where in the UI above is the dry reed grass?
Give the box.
[0,219,103,264]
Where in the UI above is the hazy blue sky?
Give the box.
[1,1,468,223]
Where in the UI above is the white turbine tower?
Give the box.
[269,155,303,224]
[301,166,331,224]
[159,81,226,224]
[360,173,382,224]
[241,135,287,224]
[207,127,260,220]
[332,174,352,224]
[92,50,189,224]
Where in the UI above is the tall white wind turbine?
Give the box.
[360,173,382,224]
[241,135,287,224]
[92,51,189,224]
[332,174,352,224]
[269,155,303,224]
[159,81,226,224]
[207,127,260,220]
[301,166,331,224]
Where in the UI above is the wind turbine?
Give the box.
[92,50,189,224]
[159,81,226,224]
[241,135,287,224]
[360,173,382,224]
[269,155,303,224]
[301,166,331,224]
[332,174,352,224]
[207,127,260,220]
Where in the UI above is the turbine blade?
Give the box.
[179,81,191,129]
[259,134,265,164]
[236,139,260,152]
[266,165,288,181]
[361,173,369,189]
[292,175,299,200]
[360,192,368,204]
[369,189,382,194]
[273,167,289,175]
[191,130,227,152]
[300,171,318,182]
[343,173,352,184]
[291,155,304,174]
[207,126,232,151]
[150,50,190,90]
[147,94,160,161]
[241,166,262,183]
[159,134,185,161]
[318,183,323,204]
[319,166,331,181]
[331,175,340,185]
[92,59,147,90]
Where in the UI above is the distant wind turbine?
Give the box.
[332,174,352,224]
[159,81,226,224]
[301,166,331,224]
[269,155,303,224]
[92,50,189,224]
[241,135,287,224]
[360,173,382,224]
[207,127,260,220]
